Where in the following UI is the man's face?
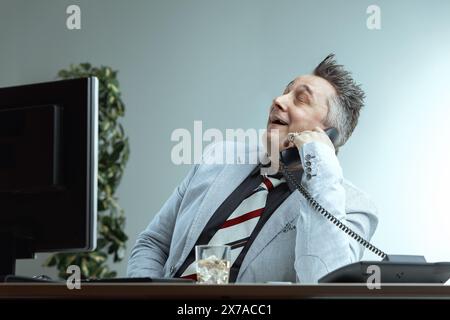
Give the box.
[266,74,336,152]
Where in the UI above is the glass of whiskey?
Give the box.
[195,245,231,284]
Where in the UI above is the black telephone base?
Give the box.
[318,256,450,284]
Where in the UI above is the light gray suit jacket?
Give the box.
[127,141,378,283]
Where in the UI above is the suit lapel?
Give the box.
[178,162,258,266]
[237,190,303,279]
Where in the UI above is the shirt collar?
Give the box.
[251,163,302,193]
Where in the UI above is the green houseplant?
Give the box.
[44,63,130,279]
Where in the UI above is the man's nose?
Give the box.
[273,95,288,111]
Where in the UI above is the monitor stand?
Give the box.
[0,229,35,278]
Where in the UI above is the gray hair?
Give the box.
[313,54,365,150]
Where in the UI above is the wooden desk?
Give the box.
[1,283,449,300]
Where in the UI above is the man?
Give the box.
[127,54,378,283]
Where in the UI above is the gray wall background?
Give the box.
[1,0,450,279]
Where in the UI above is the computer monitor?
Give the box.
[0,77,98,276]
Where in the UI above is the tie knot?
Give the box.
[262,176,285,191]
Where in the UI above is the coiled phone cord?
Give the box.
[281,164,387,259]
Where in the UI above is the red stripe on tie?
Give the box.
[221,208,264,229]
[263,178,273,191]
[181,273,197,281]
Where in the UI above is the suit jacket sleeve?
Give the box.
[127,164,199,277]
[294,142,379,283]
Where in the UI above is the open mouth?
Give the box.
[270,115,289,126]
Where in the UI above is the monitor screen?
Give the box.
[0,104,62,191]
[0,78,98,258]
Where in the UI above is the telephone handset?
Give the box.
[280,127,339,166]
[279,128,450,283]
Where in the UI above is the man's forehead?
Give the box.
[285,75,335,96]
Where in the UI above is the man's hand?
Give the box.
[283,127,335,152]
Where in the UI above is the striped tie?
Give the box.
[180,176,285,279]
